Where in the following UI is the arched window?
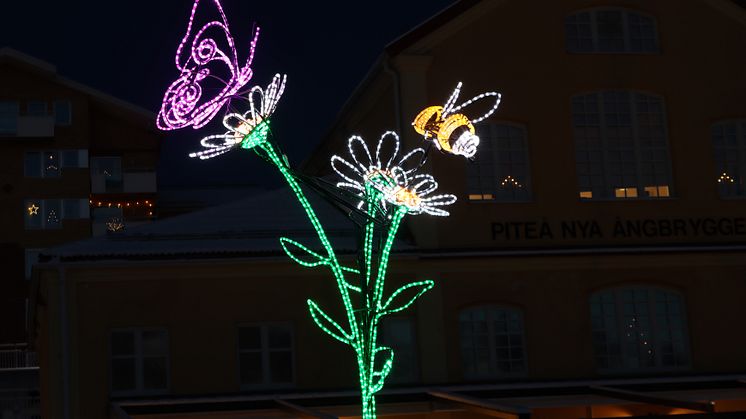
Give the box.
[590,287,689,372]
[566,9,659,53]
[573,91,672,200]
[459,306,527,379]
[467,124,531,202]
[712,120,746,198]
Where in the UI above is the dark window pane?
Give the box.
[143,357,168,390]
[0,101,18,134]
[54,100,71,125]
[111,358,136,391]
[239,352,263,384]
[24,152,41,177]
[268,325,291,348]
[45,199,61,228]
[142,330,167,356]
[27,101,47,116]
[269,351,293,383]
[238,327,261,350]
[112,331,135,356]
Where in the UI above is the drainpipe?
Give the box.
[58,265,70,419]
[383,53,404,137]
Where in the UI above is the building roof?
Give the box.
[45,186,410,262]
[0,47,155,124]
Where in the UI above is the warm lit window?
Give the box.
[0,101,19,135]
[460,306,527,379]
[566,9,659,53]
[573,91,672,200]
[110,329,169,395]
[91,156,123,193]
[380,317,418,384]
[53,100,71,125]
[590,287,689,372]
[24,198,88,229]
[467,124,531,202]
[238,324,294,388]
[712,120,746,198]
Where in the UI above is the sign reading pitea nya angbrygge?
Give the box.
[491,217,746,241]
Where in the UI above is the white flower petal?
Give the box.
[347,135,373,170]
[375,131,400,171]
[398,148,426,174]
[331,155,364,185]
[410,174,438,197]
[420,193,458,207]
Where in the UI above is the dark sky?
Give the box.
[1,1,454,188]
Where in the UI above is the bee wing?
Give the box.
[449,91,502,124]
[441,82,463,117]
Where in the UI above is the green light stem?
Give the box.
[257,143,359,345]
[373,206,407,311]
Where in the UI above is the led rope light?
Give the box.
[158,6,481,418]
[157,0,260,130]
[412,82,501,158]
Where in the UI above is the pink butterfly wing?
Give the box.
[157,0,259,130]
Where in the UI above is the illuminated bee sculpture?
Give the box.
[412,82,501,158]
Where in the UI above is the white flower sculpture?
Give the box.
[189,73,287,160]
[331,131,457,216]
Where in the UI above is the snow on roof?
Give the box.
[47,186,411,261]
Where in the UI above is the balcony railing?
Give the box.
[0,345,37,370]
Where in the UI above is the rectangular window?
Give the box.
[25,150,87,177]
[26,101,48,116]
[60,149,89,168]
[54,100,72,125]
[63,199,90,219]
[566,9,659,53]
[712,120,746,198]
[468,124,532,202]
[110,329,169,395]
[573,91,672,200]
[0,101,19,134]
[25,198,87,229]
[380,317,418,384]
[238,324,294,388]
[43,151,60,178]
[91,156,123,193]
[24,152,42,177]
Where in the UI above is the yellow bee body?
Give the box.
[411,83,501,158]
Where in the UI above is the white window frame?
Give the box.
[565,8,660,54]
[573,90,673,200]
[712,120,746,198]
[237,323,295,390]
[467,123,532,202]
[110,328,170,397]
[590,286,691,374]
[459,305,528,380]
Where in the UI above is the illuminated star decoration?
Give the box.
[27,203,39,215]
[157,0,260,130]
[189,73,287,159]
[412,82,501,158]
[331,132,457,216]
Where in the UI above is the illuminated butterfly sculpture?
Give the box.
[157,0,260,130]
[189,73,287,160]
[412,82,501,158]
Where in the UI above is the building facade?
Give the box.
[0,49,160,418]
[33,0,746,418]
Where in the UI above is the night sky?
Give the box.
[1,1,454,188]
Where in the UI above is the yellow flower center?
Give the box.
[393,187,421,208]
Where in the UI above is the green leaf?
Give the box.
[280,237,328,268]
[380,280,434,314]
[307,299,352,345]
[371,346,394,393]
